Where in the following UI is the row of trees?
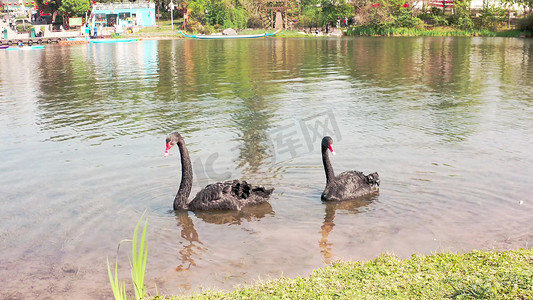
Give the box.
[31,0,533,32]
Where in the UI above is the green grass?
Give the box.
[107,257,128,300]
[107,214,148,300]
[151,248,533,299]
[346,26,507,37]
[131,216,148,300]
[128,24,528,39]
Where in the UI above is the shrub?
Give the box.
[185,20,217,34]
[247,15,263,28]
[518,13,533,32]
[16,24,27,33]
[451,0,474,30]
[395,6,425,29]
[478,4,507,31]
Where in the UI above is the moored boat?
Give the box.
[89,38,140,44]
[6,45,45,50]
[178,29,281,39]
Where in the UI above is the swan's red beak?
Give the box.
[328,144,336,156]
[164,142,172,157]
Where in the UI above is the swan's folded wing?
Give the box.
[189,181,242,210]
[189,180,273,210]
[322,171,375,201]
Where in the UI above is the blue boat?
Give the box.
[6,45,45,50]
[178,29,281,39]
[89,38,140,44]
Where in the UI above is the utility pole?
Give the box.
[169,1,174,30]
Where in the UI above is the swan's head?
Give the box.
[367,172,380,187]
[321,136,335,156]
[165,132,183,157]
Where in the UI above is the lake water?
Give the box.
[1,37,532,299]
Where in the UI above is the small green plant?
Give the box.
[107,258,128,300]
[131,216,148,300]
[107,213,148,300]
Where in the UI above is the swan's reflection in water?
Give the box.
[173,202,274,272]
[174,211,203,272]
[319,194,378,264]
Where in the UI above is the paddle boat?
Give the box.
[178,29,281,39]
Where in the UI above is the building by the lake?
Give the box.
[90,1,156,28]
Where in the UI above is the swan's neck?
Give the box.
[322,145,335,185]
[174,139,193,210]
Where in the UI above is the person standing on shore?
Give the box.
[85,23,91,39]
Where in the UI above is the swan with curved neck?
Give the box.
[320,136,379,201]
[165,132,274,211]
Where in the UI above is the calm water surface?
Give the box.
[1,37,532,299]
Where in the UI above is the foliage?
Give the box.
[152,249,533,299]
[246,15,263,28]
[16,24,27,33]
[502,0,533,14]
[298,0,353,27]
[148,0,518,34]
[107,258,128,300]
[517,13,533,32]
[450,0,474,30]
[395,5,425,28]
[347,25,496,36]
[299,5,322,27]
[34,0,61,20]
[186,0,248,29]
[58,0,90,18]
[351,0,423,31]
[186,19,217,34]
[106,214,148,300]
[419,8,449,26]
[131,216,148,300]
[478,2,508,31]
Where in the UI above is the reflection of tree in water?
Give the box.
[232,93,276,174]
[173,202,274,271]
[319,195,377,264]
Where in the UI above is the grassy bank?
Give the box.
[126,20,530,39]
[152,248,533,299]
[346,26,529,37]
[129,27,529,40]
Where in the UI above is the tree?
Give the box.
[35,0,62,22]
[502,0,533,14]
[59,0,90,17]
[300,0,353,27]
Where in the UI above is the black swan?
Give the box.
[165,132,274,211]
[321,136,380,201]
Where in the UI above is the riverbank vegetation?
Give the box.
[20,0,532,36]
[148,0,533,37]
[150,248,533,299]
